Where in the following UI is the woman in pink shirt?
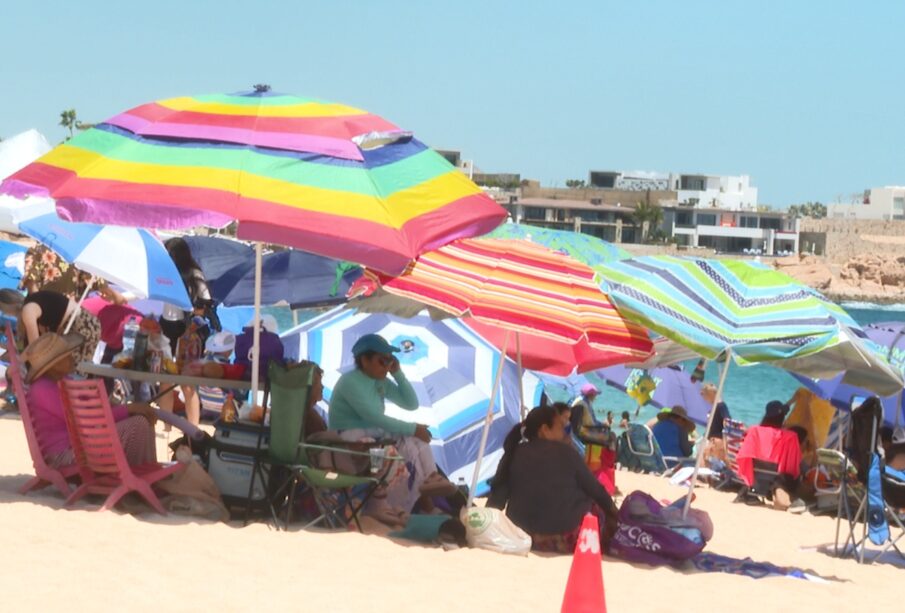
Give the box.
[22,332,158,467]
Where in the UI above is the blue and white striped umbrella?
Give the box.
[281,306,543,494]
[13,203,191,309]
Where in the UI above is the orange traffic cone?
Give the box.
[561,513,606,613]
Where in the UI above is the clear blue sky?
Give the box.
[2,1,903,206]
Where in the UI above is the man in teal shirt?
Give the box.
[329,334,451,514]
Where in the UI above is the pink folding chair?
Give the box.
[4,322,79,497]
[59,378,180,514]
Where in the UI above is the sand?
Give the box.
[0,413,899,612]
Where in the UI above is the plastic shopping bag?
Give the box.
[460,507,531,556]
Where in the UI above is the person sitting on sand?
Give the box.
[701,383,730,462]
[618,411,630,430]
[552,402,574,443]
[736,400,803,510]
[23,332,158,468]
[329,334,454,512]
[487,405,619,553]
[651,406,695,463]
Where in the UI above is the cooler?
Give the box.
[207,419,271,506]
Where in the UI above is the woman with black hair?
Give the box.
[161,237,219,352]
[487,405,619,553]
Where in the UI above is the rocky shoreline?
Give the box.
[774,253,905,305]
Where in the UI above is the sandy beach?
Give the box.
[0,414,899,612]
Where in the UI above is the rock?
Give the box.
[777,253,905,303]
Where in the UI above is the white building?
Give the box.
[829,186,905,220]
[674,174,758,210]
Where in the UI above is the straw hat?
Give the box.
[21,333,84,383]
[656,405,696,432]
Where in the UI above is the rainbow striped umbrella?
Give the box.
[351,238,653,364]
[0,89,506,275]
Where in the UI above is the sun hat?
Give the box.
[656,405,696,432]
[580,383,600,397]
[205,331,236,354]
[245,313,278,334]
[764,400,790,421]
[21,332,84,383]
[352,333,400,357]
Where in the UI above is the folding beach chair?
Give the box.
[811,448,861,514]
[59,378,181,514]
[265,361,397,531]
[712,418,747,490]
[617,423,668,474]
[4,323,80,497]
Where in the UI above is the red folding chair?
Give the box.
[4,322,79,497]
[59,378,180,514]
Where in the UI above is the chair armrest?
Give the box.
[299,442,402,462]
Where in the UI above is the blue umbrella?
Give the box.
[540,364,712,425]
[0,239,26,290]
[792,321,905,426]
[281,306,543,494]
[221,250,361,309]
[15,209,191,309]
[182,235,361,309]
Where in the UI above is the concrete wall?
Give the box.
[799,218,905,262]
[520,181,677,206]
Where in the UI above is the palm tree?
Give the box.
[633,201,664,242]
[59,109,78,141]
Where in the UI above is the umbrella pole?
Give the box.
[468,330,511,507]
[63,275,94,335]
[251,243,262,406]
[683,348,732,518]
[516,331,525,420]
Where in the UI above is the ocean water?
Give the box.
[549,304,905,429]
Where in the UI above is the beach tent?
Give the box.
[281,305,543,494]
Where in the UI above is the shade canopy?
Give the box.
[281,306,543,493]
[1,90,507,275]
[595,256,903,396]
[351,238,653,366]
[486,222,630,265]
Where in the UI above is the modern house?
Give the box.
[662,207,800,255]
[829,186,905,220]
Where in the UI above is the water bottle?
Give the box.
[132,332,149,371]
[122,317,140,354]
[456,477,469,500]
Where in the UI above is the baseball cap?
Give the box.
[206,331,236,354]
[580,383,600,396]
[352,334,400,357]
[764,400,790,420]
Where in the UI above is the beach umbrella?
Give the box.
[349,237,653,501]
[0,129,51,234]
[791,321,905,426]
[220,250,361,309]
[486,222,631,265]
[595,255,903,512]
[12,205,192,309]
[281,306,543,494]
[1,89,506,275]
[181,235,258,301]
[594,256,902,394]
[0,87,507,400]
[0,240,27,290]
[539,365,711,425]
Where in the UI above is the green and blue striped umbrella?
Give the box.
[595,256,903,396]
[486,223,630,266]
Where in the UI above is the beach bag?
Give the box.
[609,491,712,566]
[460,507,531,556]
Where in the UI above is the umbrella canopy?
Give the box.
[0,240,26,290]
[1,90,506,275]
[595,256,903,396]
[351,238,653,366]
[182,235,361,308]
[540,364,712,425]
[281,306,543,493]
[12,206,192,309]
[220,250,361,309]
[791,321,905,425]
[486,222,630,265]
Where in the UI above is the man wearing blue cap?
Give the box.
[330,333,453,513]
